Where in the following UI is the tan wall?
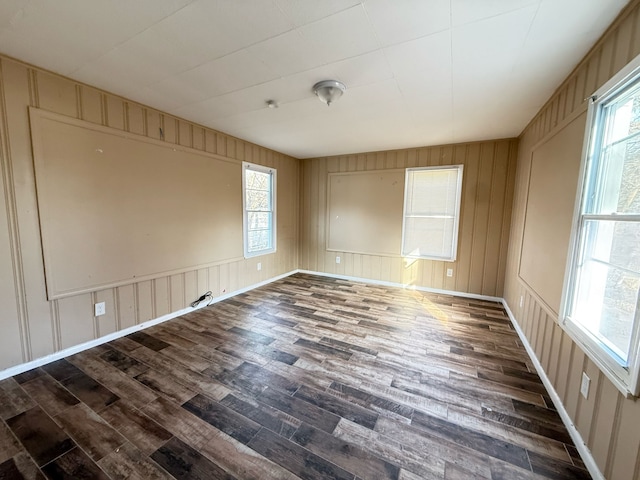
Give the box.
[300,139,518,297]
[0,55,300,371]
[504,1,640,478]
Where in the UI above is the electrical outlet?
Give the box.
[95,302,106,317]
[336,256,341,264]
[519,296,524,308]
[580,372,591,399]
[446,268,453,277]
[257,262,262,271]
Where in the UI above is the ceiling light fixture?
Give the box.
[313,80,346,106]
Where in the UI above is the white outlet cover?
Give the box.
[446,268,453,277]
[257,262,262,271]
[95,302,106,317]
[580,372,591,399]
[336,256,341,264]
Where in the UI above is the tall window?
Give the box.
[242,162,276,258]
[401,165,463,261]
[562,55,640,395]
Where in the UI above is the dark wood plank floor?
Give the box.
[0,273,591,479]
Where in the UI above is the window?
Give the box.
[401,165,463,261]
[562,55,640,396]
[242,162,276,258]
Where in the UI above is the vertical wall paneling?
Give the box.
[147,110,161,141]
[106,96,125,130]
[116,285,136,331]
[193,127,204,151]
[216,133,226,156]
[0,54,299,372]
[456,144,476,294]
[95,289,117,338]
[57,293,93,350]
[504,1,640,477]
[36,71,77,117]
[4,60,57,361]
[301,139,517,297]
[0,60,28,367]
[80,86,103,124]
[610,397,640,479]
[169,274,185,314]
[162,115,177,144]
[184,271,198,308]
[126,103,145,136]
[136,280,153,325]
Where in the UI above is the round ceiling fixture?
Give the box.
[313,80,346,106]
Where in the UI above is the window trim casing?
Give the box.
[401,165,464,262]
[242,161,277,259]
[560,53,640,398]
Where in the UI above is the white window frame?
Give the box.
[560,53,640,397]
[401,165,464,262]
[242,162,276,258]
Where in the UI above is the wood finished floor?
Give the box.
[0,273,591,480]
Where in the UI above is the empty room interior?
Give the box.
[1,1,640,479]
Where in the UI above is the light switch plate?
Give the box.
[95,302,106,317]
[257,262,262,271]
[336,256,341,264]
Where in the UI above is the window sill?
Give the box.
[560,319,637,398]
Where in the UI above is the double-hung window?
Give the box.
[242,162,276,258]
[562,55,640,396]
[401,165,463,261]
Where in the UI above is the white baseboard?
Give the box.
[502,300,605,480]
[0,269,297,381]
[0,267,601,480]
[298,269,503,303]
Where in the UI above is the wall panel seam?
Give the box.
[563,342,577,405]
[114,287,121,331]
[0,60,31,362]
[603,393,623,477]
[587,371,603,448]
[574,354,588,430]
[627,7,639,64]
[481,142,497,294]
[75,85,82,120]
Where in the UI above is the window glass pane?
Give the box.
[406,169,459,216]
[248,229,271,252]
[246,189,271,211]
[243,164,275,257]
[403,217,454,258]
[402,166,462,260]
[565,59,640,394]
[247,212,271,231]
[594,137,640,215]
[246,170,270,191]
[572,220,640,363]
[603,83,640,145]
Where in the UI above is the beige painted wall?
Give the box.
[504,1,640,478]
[0,55,300,371]
[300,139,518,297]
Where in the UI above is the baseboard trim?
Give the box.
[0,268,602,480]
[0,269,298,381]
[502,300,605,480]
[298,269,503,303]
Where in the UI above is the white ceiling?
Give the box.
[0,0,630,158]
